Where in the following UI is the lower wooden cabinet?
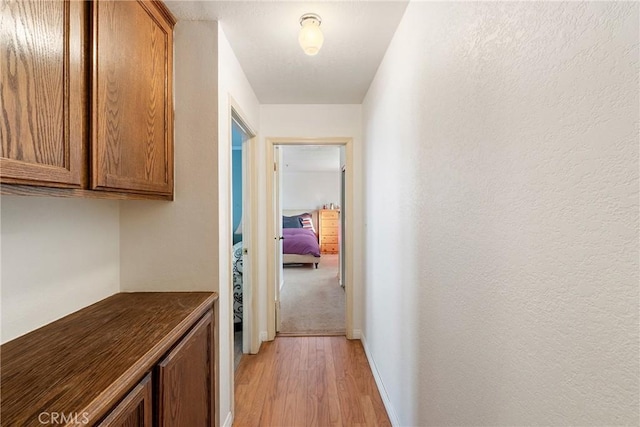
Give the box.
[0,293,217,427]
[98,374,153,427]
[99,310,214,427]
[158,310,214,426]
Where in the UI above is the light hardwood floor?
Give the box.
[234,336,391,427]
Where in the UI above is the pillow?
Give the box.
[282,215,303,229]
[298,213,316,233]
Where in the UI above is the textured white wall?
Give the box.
[362,2,638,426]
[282,171,341,210]
[217,25,260,427]
[1,197,119,343]
[258,104,363,339]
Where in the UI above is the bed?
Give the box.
[282,210,321,268]
[232,242,243,326]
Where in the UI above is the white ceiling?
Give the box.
[281,146,342,172]
[164,1,409,104]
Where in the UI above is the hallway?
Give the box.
[233,336,391,426]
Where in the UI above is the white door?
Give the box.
[241,134,252,352]
[232,113,257,353]
[274,146,283,332]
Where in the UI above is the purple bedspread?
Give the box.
[282,228,321,257]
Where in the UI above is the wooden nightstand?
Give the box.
[319,209,340,254]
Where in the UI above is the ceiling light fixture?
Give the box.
[298,13,323,56]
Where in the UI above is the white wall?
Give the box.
[1,196,119,343]
[217,25,260,427]
[362,2,638,426]
[282,171,340,210]
[258,104,363,339]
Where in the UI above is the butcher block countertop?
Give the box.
[1,292,218,426]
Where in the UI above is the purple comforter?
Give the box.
[282,228,321,257]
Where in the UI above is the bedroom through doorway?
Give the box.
[276,145,346,335]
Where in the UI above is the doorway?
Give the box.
[230,108,258,373]
[266,137,355,340]
[277,145,345,335]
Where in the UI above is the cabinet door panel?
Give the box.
[0,0,85,186]
[92,0,173,195]
[158,310,214,427]
[97,373,152,427]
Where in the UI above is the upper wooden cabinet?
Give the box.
[0,0,175,200]
[0,0,86,187]
[92,0,174,196]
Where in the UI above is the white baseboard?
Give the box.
[360,332,400,427]
[259,330,268,342]
[222,411,233,427]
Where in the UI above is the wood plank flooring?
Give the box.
[234,336,391,427]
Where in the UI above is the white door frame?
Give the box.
[266,137,355,340]
[230,100,260,355]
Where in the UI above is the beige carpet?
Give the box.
[280,254,345,334]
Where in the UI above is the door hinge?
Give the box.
[273,162,277,172]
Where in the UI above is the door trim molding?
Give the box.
[266,137,354,340]
[229,100,260,355]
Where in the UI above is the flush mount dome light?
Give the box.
[298,13,323,56]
